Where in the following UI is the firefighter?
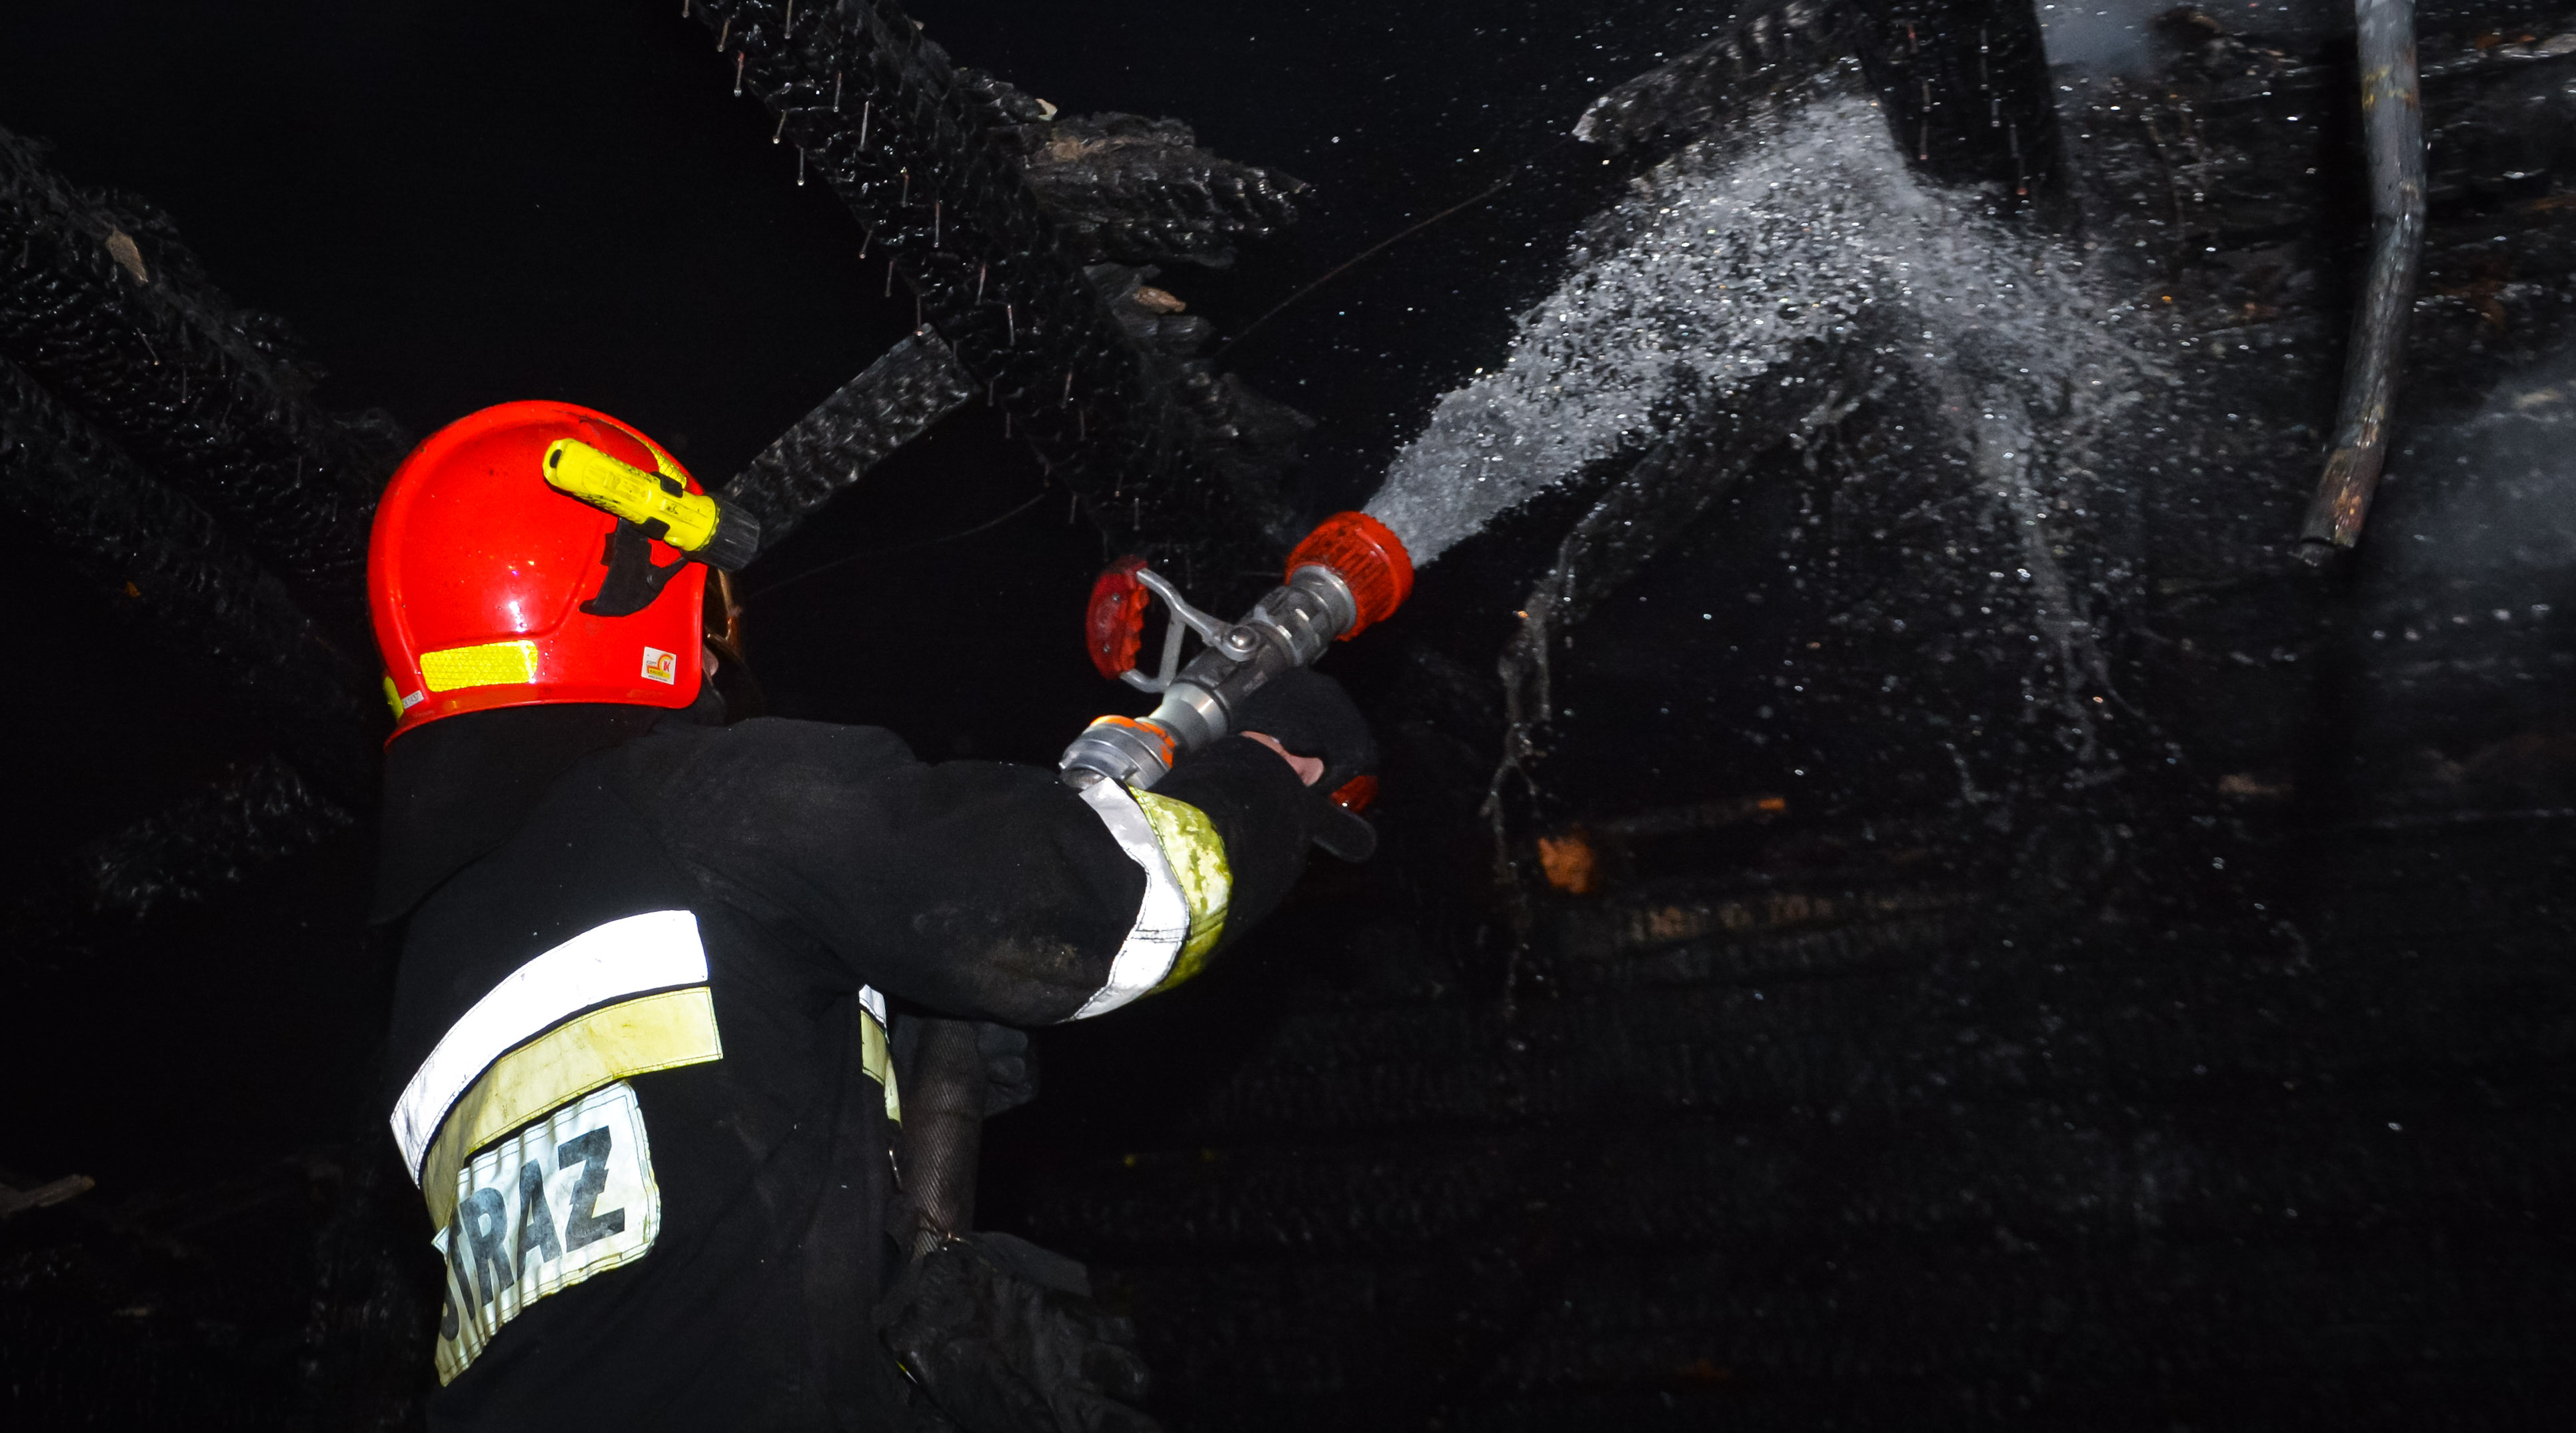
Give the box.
[368,401,1371,1430]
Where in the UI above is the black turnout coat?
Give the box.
[371,703,1311,1431]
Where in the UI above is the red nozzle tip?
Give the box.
[1286,511,1413,639]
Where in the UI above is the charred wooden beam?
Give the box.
[0,125,405,614]
[2299,0,2428,561]
[72,757,355,920]
[0,354,381,803]
[684,0,1311,584]
[1855,0,2065,202]
[717,329,976,552]
[0,1174,93,1218]
[1574,1,1869,156]
[977,88,1308,271]
[1569,0,2065,206]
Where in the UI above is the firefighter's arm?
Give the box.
[987,666,1378,1016]
[1080,732,1321,1012]
[634,718,1318,1024]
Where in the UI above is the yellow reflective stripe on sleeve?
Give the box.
[1131,790,1230,992]
[1070,780,1192,1019]
[858,984,900,1124]
[421,986,721,1228]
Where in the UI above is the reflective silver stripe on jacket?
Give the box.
[391,909,708,1182]
[1070,780,1190,1019]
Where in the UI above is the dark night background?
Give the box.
[5,0,2576,1428]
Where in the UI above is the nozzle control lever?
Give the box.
[1061,512,1412,792]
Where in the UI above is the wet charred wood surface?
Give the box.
[982,9,2576,1430]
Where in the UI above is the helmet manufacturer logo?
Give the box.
[641,647,678,685]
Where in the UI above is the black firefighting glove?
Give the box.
[1226,667,1379,861]
[877,1232,1159,1433]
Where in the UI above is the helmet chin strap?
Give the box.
[681,668,728,726]
[700,611,768,722]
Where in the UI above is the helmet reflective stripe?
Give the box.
[391,910,708,1182]
[419,640,541,693]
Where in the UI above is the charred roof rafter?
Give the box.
[685,0,1314,592]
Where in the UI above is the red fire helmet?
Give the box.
[369,400,708,741]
